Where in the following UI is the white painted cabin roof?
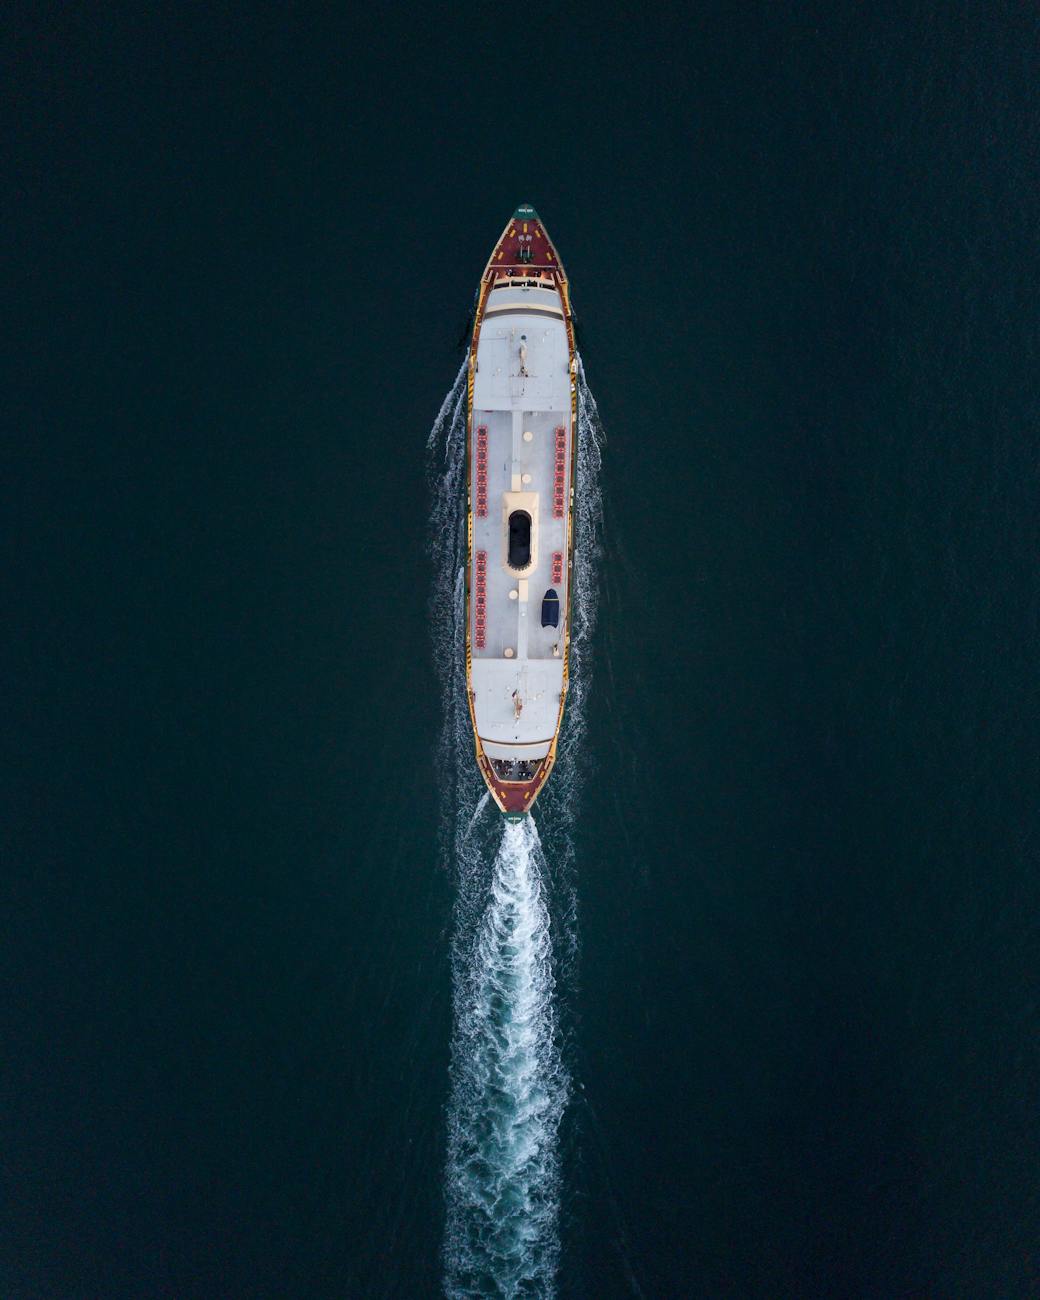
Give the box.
[470,283,573,758]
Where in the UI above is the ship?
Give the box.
[465,205,578,818]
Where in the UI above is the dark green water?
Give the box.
[6,5,1039,1296]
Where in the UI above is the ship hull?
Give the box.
[464,206,578,816]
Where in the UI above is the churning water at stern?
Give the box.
[444,818,567,1297]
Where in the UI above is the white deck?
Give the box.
[470,283,573,760]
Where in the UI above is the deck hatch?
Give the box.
[508,510,532,570]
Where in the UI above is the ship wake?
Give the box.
[444,817,566,1296]
[428,358,604,1297]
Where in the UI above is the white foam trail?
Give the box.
[428,354,604,1298]
[444,818,566,1297]
[427,363,485,861]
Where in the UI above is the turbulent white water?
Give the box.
[428,357,604,1298]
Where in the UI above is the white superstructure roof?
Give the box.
[470,281,573,759]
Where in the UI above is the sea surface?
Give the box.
[5,4,1039,1297]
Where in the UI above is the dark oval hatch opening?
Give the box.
[508,510,532,569]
